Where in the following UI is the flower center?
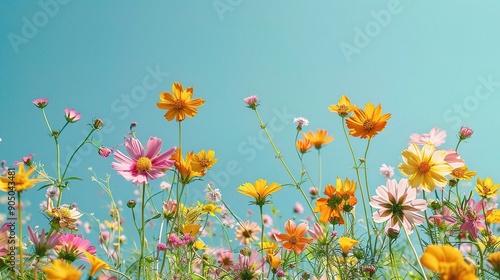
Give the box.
[289,236,298,244]
[363,119,374,131]
[136,157,152,172]
[243,229,252,238]
[338,104,349,116]
[451,167,465,178]
[418,162,430,174]
[173,100,184,109]
[199,158,210,168]
[60,207,71,218]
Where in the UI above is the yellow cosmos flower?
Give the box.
[450,166,477,180]
[488,251,500,273]
[198,201,221,216]
[259,241,279,255]
[487,209,500,224]
[302,129,333,149]
[421,245,477,280]
[237,179,281,206]
[0,163,41,192]
[474,177,500,198]
[191,150,218,174]
[82,250,109,277]
[182,223,201,238]
[42,259,82,280]
[193,239,209,251]
[157,82,205,122]
[398,143,453,192]
[338,236,359,255]
[345,103,391,139]
[328,95,357,117]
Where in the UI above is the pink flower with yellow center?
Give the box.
[112,137,176,185]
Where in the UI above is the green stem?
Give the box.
[259,205,264,257]
[138,183,146,280]
[317,149,322,194]
[18,191,24,279]
[254,109,319,223]
[404,227,428,280]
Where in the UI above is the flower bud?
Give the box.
[33,98,49,108]
[92,118,104,130]
[127,200,137,208]
[98,146,112,158]
[243,95,259,110]
[387,227,400,239]
[459,126,473,140]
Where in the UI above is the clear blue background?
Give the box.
[1,0,500,251]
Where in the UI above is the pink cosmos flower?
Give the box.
[379,163,394,179]
[54,234,97,262]
[459,126,473,140]
[33,98,49,108]
[64,108,81,123]
[14,154,35,166]
[111,137,176,184]
[409,127,447,147]
[459,199,486,239]
[308,223,326,241]
[28,226,61,257]
[442,149,464,169]
[293,202,304,214]
[262,214,273,227]
[429,204,457,227]
[370,178,427,234]
[230,250,265,279]
[217,250,234,270]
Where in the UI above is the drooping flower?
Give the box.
[459,199,486,239]
[64,108,81,123]
[191,150,218,174]
[338,236,359,255]
[450,166,477,181]
[83,250,110,277]
[302,129,333,149]
[237,179,281,206]
[235,220,261,245]
[345,103,391,139]
[459,126,474,140]
[42,259,82,280]
[474,177,500,198]
[293,202,304,214]
[379,163,394,179]
[244,95,259,109]
[157,82,205,122]
[45,198,83,231]
[429,204,457,227]
[308,223,327,242]
[409,127,447,147]
[420,245,478,280]
[296,138,313,154]
[398,143,453,192]
[54,234,97,262]
[0,163,41,192]
[293,116,309,130]
[33,98,49,108]
[28,226,61,257]
[274,220,313,255]
[370,178,427,234]
[0,223,14,256]
[111,137,176,185]
[328,95,357,117]
[314,177,357,224]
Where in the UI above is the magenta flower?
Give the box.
[111,137,176,185]
[33,98,49,108]
[459,199,486,239]
[459,126,473,140]
[14,154,34,166]
[64,108,81,123]
[244,95,259,109]
[409,127,447,147]
[98,146,112,158]
[379,163,394,179]
[370,178,427,234]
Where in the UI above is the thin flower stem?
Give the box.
[138,183,146,280]
[362,139,373,213]
[318,149,322,194]
[17,191,24,279]
[259,205,264,258]
[294,131,316,189]
[404,227,428,280]
[104,268,133,280]
[253,109,319,224]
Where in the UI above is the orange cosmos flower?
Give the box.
[171,148,203,184]
[345,103,391,139]
[328,95,357,117]
[82,250,109,277]
[338,236,359,255]
[157,82,205,122]
[302,129,333,149]
[274,220,313,255]
[314,177,357,224]
[296,138,313,154]
[237,179,281,206]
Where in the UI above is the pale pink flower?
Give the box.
[111,137,176,184]
[45,186,59,198]
[379,163,394,179]
[235,220,261,245]
[308,223,326,241]
[442,149,465,169]
[309,187,319,197]
[204,186,222,203]
[293,117,309,129]
[244,95,259,109]
[64,108,81,123]
[217,250,234,270]
[98,146,112,158]
[268,228,281,241]
[14,154,34,166]
[160,181,171,190]
[459,126,473,140]
[33,98,49,108]
[230,250,265,279]
[370,178,427,234]
[429,204,457,227]
[409,127,447,147]
[262,214,273,227]
[28,226,61,257]
[162,199,177,217]
[293,202,304,214]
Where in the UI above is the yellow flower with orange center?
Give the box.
[191,150,218,174]
[345,103,391,139]
[328,95,357,117]
[237,179,281,206]
[474,177,500,198]
[398,143,453,192]
[302,129,333,149]
[450,166,477,180]
[157,82,205,122]
[0,163,41,192]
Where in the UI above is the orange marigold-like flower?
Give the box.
[171,148,203,184]
[274,220,313,255]
[302,129,333,150]
[328,95,357,117]
[296,139,313,154]
[191,150,218,174]
[345,103,391,139]
[338,236,359,255]
[314,177,357,225]
[420,245,477,280]
[157,82,205,122]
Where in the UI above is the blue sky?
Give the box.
[1,1,500,250]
